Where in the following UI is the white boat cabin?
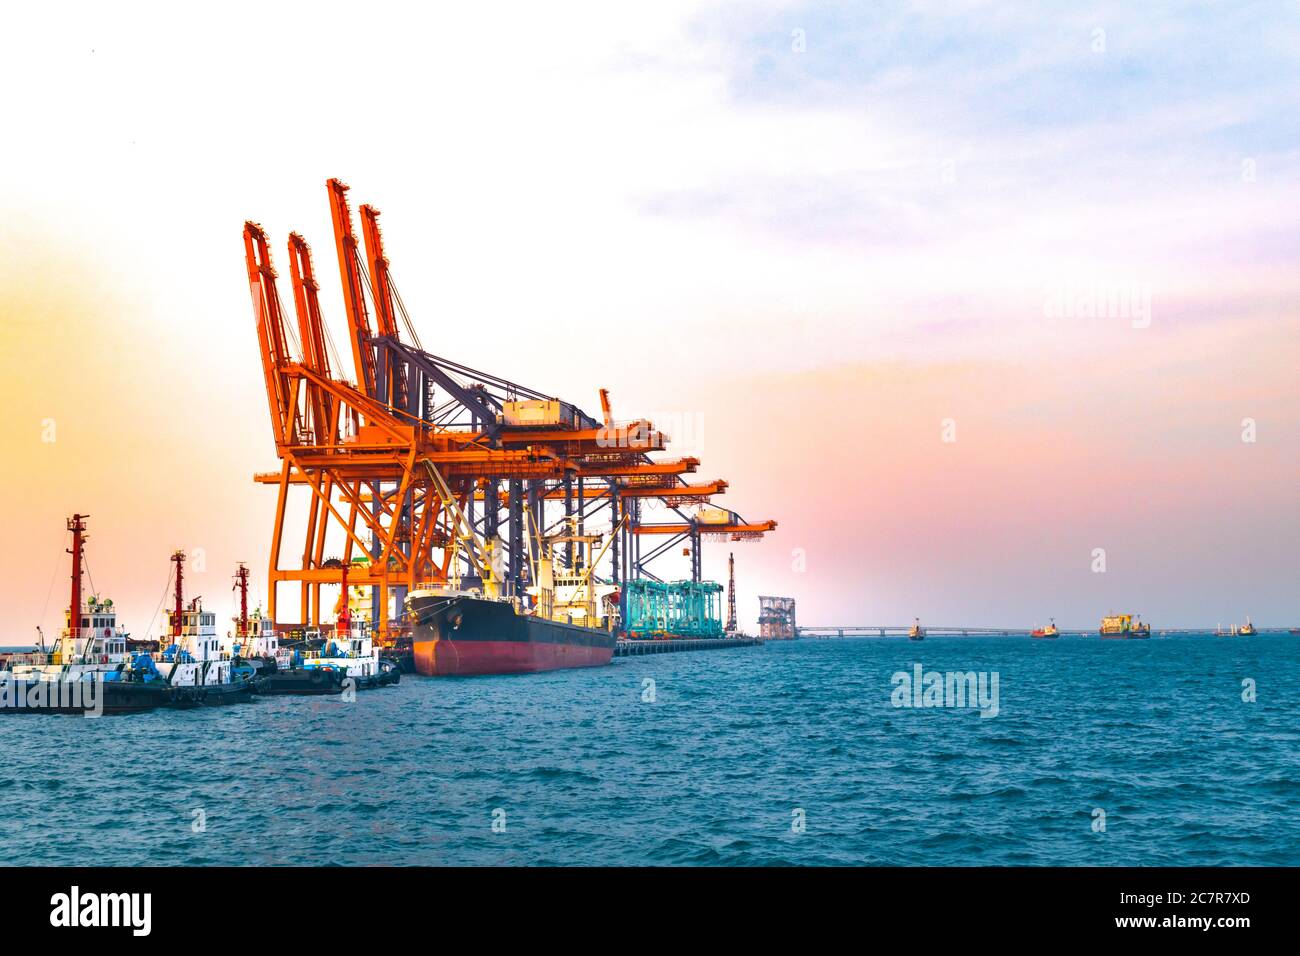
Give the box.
[302,618,381,679]
[7,596,131,681]
[227,609,286,666]
[156,600,233,687]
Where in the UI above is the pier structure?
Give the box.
[615,635,762,657]
[758,596,797,639]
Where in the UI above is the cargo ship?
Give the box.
[1030,618,1059,639]
[907,618,925,641]
[1099,613,1150,639]
[1237,616,1256,636]
[408,589,616,675]
[407,517,620,676]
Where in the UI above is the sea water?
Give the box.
[1,634,1295,865]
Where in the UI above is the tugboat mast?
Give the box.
[171,550,186,638]
[337,560,351,631]
[67,514,88,641]
[233,562,251,638]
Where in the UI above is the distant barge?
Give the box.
[1099,614,1151,639]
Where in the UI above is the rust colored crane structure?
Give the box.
[244,178,776,644]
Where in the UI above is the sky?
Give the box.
[0,0,1296,637]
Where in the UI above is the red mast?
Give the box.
[337,560,351,632]
[171,550,186,638]
[233,562,250,637]
[67,514,88,638]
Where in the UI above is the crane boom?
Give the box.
[243,221,299,447]
[327,178,377,401]
[287,232,337,445]
[360,202,409,412]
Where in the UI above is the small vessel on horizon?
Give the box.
[1237,616,1257,636]
[907,618,926,641]
[1030,618,1059,639]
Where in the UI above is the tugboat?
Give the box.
[153,551,256,706]
[907,618,926,641]
[252,635,346,695]
[302,618,401,690]
[223,562,328,693]
[3,515,172,714]
[1099,613,1151,639]
[407,512,620,676]
[251,560,399,693]
[1237,616,1257,636]
[300,560,400,689]
[1030,618,1059,639]
[227,562,281,668]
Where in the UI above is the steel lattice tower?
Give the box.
[726,552,737,633]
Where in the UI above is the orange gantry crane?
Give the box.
[244,178,776,642]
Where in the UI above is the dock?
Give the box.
[615,636,763,657]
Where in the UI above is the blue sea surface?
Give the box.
[1,634,1296,866]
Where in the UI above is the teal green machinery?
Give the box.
[622,579,724,639]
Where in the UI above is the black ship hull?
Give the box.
[408,594,616,676]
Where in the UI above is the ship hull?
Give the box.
[252,667,345,695]
[408,594,615,676]
[166,680,256,707]
[0,678,173,715]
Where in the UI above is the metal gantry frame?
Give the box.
[245,178,777,642]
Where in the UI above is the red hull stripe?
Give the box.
[413,638,614,676]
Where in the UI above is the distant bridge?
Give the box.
[797,626,1296,638]
[797,625,1034,638]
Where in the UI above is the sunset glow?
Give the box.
[2,1,1297,636]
